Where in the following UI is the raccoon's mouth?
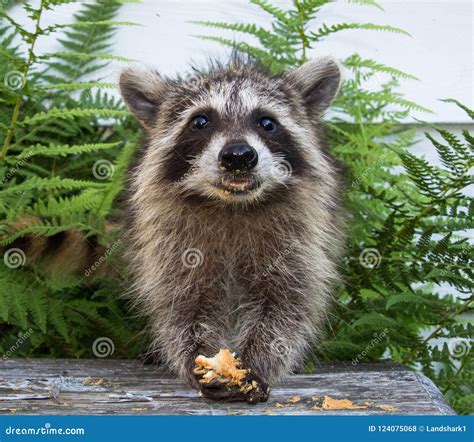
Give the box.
[214,175,259,195]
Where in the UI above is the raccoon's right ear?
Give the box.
[119,67,167,129]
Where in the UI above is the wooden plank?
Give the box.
[0,359,454,415]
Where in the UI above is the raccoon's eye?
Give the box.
[258,117,277,132]
[191,115,210,130]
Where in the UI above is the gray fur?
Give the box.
[119,57,345,394]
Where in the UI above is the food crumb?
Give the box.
[322,395,367,410]
[286,395,301,403]
[376,404,397,412]
[275,402,285,408]
[83,377,105,386]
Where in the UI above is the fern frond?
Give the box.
[344,54,419,80]
[0,177,104,196]
[33,190,104,218]
[310,23,410,41]
[46,20,141,32]
[192,35,276,66]
[17,142,121,159]
[440,99,474,119]
[19,108,129,126]
[191,21,291,49]
[28,290,48,333]
[249,0,289,23]
[39,51,133,63]
[346,0,384,11]
[36,82,116,92]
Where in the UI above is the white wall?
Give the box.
[11,0,473,124]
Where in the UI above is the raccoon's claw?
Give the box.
[241,372,270,404]
[197,373,270,404]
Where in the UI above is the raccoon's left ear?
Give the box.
[287,57,342,115]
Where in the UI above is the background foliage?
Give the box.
[0,0,472,414]
[0,0,145,359]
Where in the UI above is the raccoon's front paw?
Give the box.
[198,372,270,404]
[239,372,270,404]
[193,348,270,404]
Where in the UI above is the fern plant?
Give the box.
[0,0,145,359]
[1,0,471,415]
[194,0,473,414]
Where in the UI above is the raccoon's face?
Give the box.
[119,58,341,205]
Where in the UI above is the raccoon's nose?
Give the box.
[218,144,258,172]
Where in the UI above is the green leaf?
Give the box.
[311,23,410,41]
[17,142,121,159]
[19,107,129,125]
[28,290,48,333]
[386,294,430,309]
[440,99,474,120]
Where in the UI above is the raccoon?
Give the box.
[119,56,345,403]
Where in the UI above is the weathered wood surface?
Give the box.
[0,359,454,415]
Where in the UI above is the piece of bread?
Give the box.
[194,349,249,386]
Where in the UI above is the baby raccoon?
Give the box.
[119,56,345,403]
